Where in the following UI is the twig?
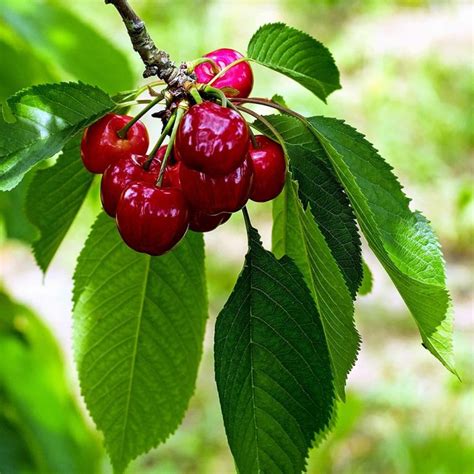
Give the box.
[105,0,195,90]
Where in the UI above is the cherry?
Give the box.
[116,183,189,256]
[195,48,253,98]
[155,144,178,165]
[249,135,286,202]
[179,154,253,215]
[189,211,231,233]
[81,114,149,174]
[168,157,231,231]
[100,154,162,217]
[175,102,249,176]
[101,145,181,217]
[155,145,181,188]
[163,162,181,189]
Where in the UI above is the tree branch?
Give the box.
[105,0,195,90]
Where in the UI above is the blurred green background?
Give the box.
[0,0,473,473]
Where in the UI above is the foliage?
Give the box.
[73,213,208,472]
[273,177,359,399]
[0,0,133,244]
[308,115,455,373]
[0,82,115,191]
[0,2,464,473]
[26,136,94,272]
[254,114,362,297]
[215,224,335,472]
[248,23,340,102]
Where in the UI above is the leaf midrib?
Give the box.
[118,254,151,463]
[291,199,346,395]
[318,133,447,289]
[248,255,262,473]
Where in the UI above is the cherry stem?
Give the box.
[117,92,165,139]
[156,105,186,186]
[231,97,306,121]
[242,206,252,233]
[236,105,286,151]
[189,87,203,105]
[208,57,253,86]
[130,80,166,99]
[248,127,259,148]
[187,57,221,74]
[202,85,228,107]
[117,100,153,108]
[117,81,165,103]
[143,112,176,170]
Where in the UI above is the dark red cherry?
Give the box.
[155,144,178,165]
[116,183,189,256]
[163,162,181,189]
[179,154,253,215]
[100,154,161,217]
[175,102,249,176]
[195,48,253,98]
[189,211,231,233]
[81,114,149,174]
[154,145,181,188]
[249,136,286,202]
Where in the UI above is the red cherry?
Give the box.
[154,145,181,188]
[179,154,253,215]
[81,114,149,174]
[175,102,249,176]
[155,144,179,164]
[100,154,161,217]
[195,48,253,98]
[163,162,181,189]
[249,136,286,202]
[116,183,189,256]
[189,211,231,233]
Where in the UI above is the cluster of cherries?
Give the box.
[80,49,286,256]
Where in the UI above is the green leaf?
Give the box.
[26,136,94,273]
[1,0,134,92]
[0,82,115,191]
[247,23,341,102]
[0,171,38,244]
[273,178,359,399]
[308,116,455,374]
[0,289,101,474]
[270,94,288,109]
[358,260,373,296]
[73,213,208,472]
[254,114,363,297]
[215,224,335,474]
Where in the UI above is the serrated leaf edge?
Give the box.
[247,22,342,101]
